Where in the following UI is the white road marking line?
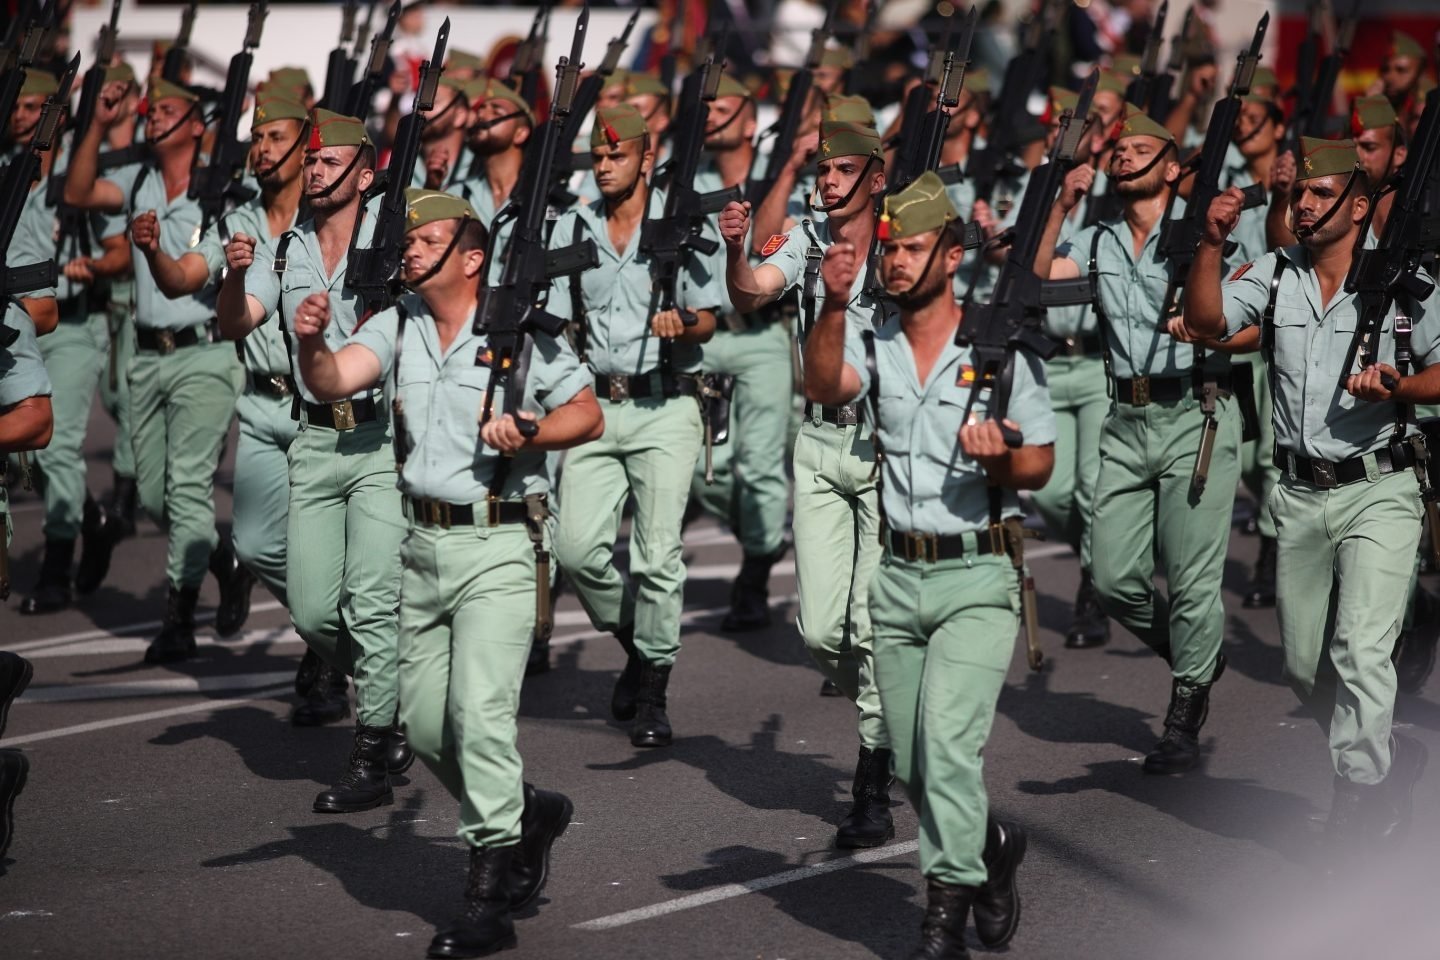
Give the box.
[571,840,921,931]
[5,600,287,654]
[0,685,294,747]
[20,671,297,704]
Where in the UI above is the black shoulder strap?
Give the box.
[1087,228,1115,392]
[391,300,412,472]
[568,216,588,363]
[129,163,153,215]
[800,220,825,336]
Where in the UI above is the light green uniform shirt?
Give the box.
[846,315,1056,535]
[547,190,722,377]
[198,197,295,377]
[1,307,52,403]
[1043,171,1109,341]
[106,162,217,329]
[949,167,1030,304]
[1221,246,1440,462]
[348,294,590,503]
[761,215,881,346]
[13,171,127,311]
[245,215,379,405]
[1220,160,1268,266]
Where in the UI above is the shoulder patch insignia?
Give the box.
[760,234,789,257]
[1229,262,1253,281]
[959,365,977,384]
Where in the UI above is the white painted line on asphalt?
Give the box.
[16,624,302,661]
[0,685,294,747]
[571,840,921,931]
[5,600,287,654]
[19,671,297,704]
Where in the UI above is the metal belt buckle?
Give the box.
[1312,459,1338,489]
[1065,336,1082,357]
[903,532,938,563]
[486,497,502,527]
[988,522,1006,557]
[837,404,858,426]
[1130,375,1151,406]
[607,377,631,403]
[155,329,176,355]
[331,399,357,430]
[269,375,291,397]
[425,498,451,529]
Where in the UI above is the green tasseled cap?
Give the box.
[715,74,751,101]
[820,46,855,69]
[252,94,309,129]
[19,70,58,98]
[823,92,874,126]
[405,187,477,232]
[1351,95,1399,134]
[1111,53,1142,78]
[474,77,535,125]
[1298,136,1359,181]
[591,103,649,148]
[1253,66,1278,91]
[148,77,198,105]
[611,69,669,100]
[1097,69,1128,97]
[1112,101,1173,143]
[879,170,959,241]
[447,50,485,72]
[266,67,312,96]
[819,118,882,161]
[308,109,369,149]
[965,68,990,96]
[105,63,136,86]
[1391,30,1426,62]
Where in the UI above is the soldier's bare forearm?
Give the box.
[803,298,858,406]
[528,390,604,451]
[1182,242,1229,340]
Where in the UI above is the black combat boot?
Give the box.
[1370,732,1430,843]
[1243,535,1277,609]
[835,746,895,849]
[313,725,394,813]
[909,879,978,959]
[974,818,1027,948]
[610,624,642,721]
[509,782,574,909]
[291,662,350,727]
[74,496,117,595]
[1321,776,1373,875]
[385,725,414,776]
[1063,570,1110,649]
[143,586,200,664]
[525,634,551,677]
[18,538,74,615]
[0,749,28,862]
[106,473,138,540]
[1142,657,1225,775]
[1396,587,1439,695]
[428,844,517,958]
[629,660,673,748]
[294,647,322,698]
[208,540,254,637]
[0,652,34,740]
[819,678,843,697]
[721,546,787,632]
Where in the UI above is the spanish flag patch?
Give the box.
[760,234,789,257]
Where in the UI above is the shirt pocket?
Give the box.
[931,379,985,477]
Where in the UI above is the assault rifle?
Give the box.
[1286,1,1356,165]
[71,0,120,138]
[0,1,51,115]
[162,2,198,84]
[955,68,1100,447]
[1147,4,1193,121]
[320,0,361,112]
[743,0,840,208]
[966,0,1054,204]
[547,8,640,208]
[473,8,599,439]
[348,19,448,316]
[1125,1,1168,116]
[188,2,270,239]
[345,0,399,121]
[510,3,552,109]
[892,6,977,192]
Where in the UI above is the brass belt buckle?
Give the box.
[271,376,291,397]
[904,532,938,563]
[837,404,858,426]
[486,497,502,526]
[425,499,451,528]
[155,329,176,355]
[1130,375,1151,406]
[331,399,357,430]
[1313,460,1337,488]
[608,377,630,403]
[988,522,1006,557]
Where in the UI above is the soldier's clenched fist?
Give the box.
[293,292,332,338]
[719,200,751,250]
[1203,188,1246,247]
[820,241,860,303]
[130,210,161,254]
[225,232,258,272]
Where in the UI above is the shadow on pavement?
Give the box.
[998,670,1160,754]
[149,703,355,788]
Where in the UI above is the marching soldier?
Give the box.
[1374,31,1432,134]
[63,77,252,660]
[721,119,895,847]
[1037,105,1242,775]
[804,173,1047,959]
[217,110,411,811]
[1184,137,1433,853]
[294,187,598,959]
[451,79,533,227]
[548,103,719,749]
[411,76,473,190]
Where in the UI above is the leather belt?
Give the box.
[593,373,701,402]
[250,372,295,399]
[885,528,1000,563]
[804,401,860,426]
[1114,371,1233,406]
[1063,332,1104,357]
[408,496,536,528]
[1275,443,1415,489]
[301,395,379,430]
[135,320,218,354]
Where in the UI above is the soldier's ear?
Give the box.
[1352,191,1370,226]
[357,166,375,193]
[463,247,485,281]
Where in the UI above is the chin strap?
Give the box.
[144,102,200,147]
[401,218,469,291]
[253,122,311,182]
[1109,140,1175,185]
[809,154,877,214]
[304,146,367,202]
[1294,168,1359,241]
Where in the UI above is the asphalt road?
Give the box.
[3,402,1439,960]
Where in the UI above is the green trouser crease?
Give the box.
[690,320,794,556]
[1030,355,1107,566]
[399,522,535,847]
[1239,361,1279,538]
[101,305,137,478]
[1271,469,1421,785]
[871,552,1018,886]
[1090,395,1241,683]
[127,341,243,588]
[555,396,702,665]
[285,419,405,727]
[792,418,887,750]
[232,391,298,605]
[35,313,107,540]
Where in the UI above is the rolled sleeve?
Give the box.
[346,306,401,378]
[244,239,283,318]
[1219,253,1278,339]
[530,332,590,412]
[1008,350,1056,447]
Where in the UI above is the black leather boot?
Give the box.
[1242,535,1277,609]
[106,473,138,540]
[509,782,574,908]
[1063,569,1110,649]
[525,632,551,677]
[1396,587,1439,695]
[18,538,74,615]
[0,652,34,741]
[909,879,977,959]
[385,727,414,776]
[1143,657,1225,775]
[294,647,322,698]
[610,624,642,722]
[291,662,350,727]
[721,546,786,632]
[1321,776,1372,874]
[974,818,1027,948]
[819,678,843,697]
[428,844,517,958]
[0,749,29,861]
[313,725,394,813]
[1370,732,1430,843]
[144,586,200,664]
[74,496,116,595]
[835,746,895,849]
[209,540,255,638]
[629,660,673,748]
